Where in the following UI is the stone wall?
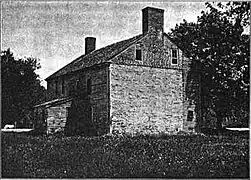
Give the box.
[45,64,110,135]
[47,73,80,101]
[109,32,200,134]
[110,64,184,135]
[47,101,72,134]
[85,65,110,135]
[111,34,185,70]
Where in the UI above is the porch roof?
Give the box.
[34,97,72,108]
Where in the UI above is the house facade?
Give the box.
[34,7,201,135]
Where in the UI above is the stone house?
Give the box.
[34,7,201,135]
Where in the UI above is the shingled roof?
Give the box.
[46,34,145,80]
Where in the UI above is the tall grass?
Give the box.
[1,133,249,178]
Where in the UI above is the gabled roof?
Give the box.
[46,34,145,80]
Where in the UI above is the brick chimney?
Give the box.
[85,37,96,54]
[142,7,164,35]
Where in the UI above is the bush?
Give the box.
[1,133,249,178]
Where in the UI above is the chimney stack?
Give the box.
[85,37,96,54]
[142,7,164,35]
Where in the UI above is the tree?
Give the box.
[168,2,250,130]
[1,49,46,128]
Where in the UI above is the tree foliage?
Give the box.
[1,49,46,128]
[168,2,250,129]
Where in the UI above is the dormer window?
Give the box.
[172,49,178,65]
[135,44,142,61]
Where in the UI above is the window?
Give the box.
[187,110,194,121]
[41,109,47,125]
[172,49,178,65]
[62,76,65,95]
[76,79,80,89]
[136,49,142,60]
[136,44,142,61]
[87,78,91,95]
[55,78,58,96]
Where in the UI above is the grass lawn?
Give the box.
[1,132,249,178]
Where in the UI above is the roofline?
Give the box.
[34,97,72,108]
[45,33,188,81]
[163,32,191,59]
[45,51,94,81]
[105,33,147,63]
[49,61,112,81]
[142,6,164,13]
[45,33,146,81]
[109,34,148,62]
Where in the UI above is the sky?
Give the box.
[2,1,207,87]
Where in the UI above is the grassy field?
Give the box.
[1,132,249,178]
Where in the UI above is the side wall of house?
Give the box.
[110,64,183,135]
[76,65,110,135]
[110,33,201,133]
[45,64,110,135]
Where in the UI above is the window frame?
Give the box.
[55,78,58,96]
[76,78,81,89]
[171,49,178,65]
[61,76,65,96]
[135,44,142,61]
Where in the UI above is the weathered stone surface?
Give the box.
[110,64,184,135]
[46,101,71,134]
[111,33,186,70]
[44,64,110,135]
